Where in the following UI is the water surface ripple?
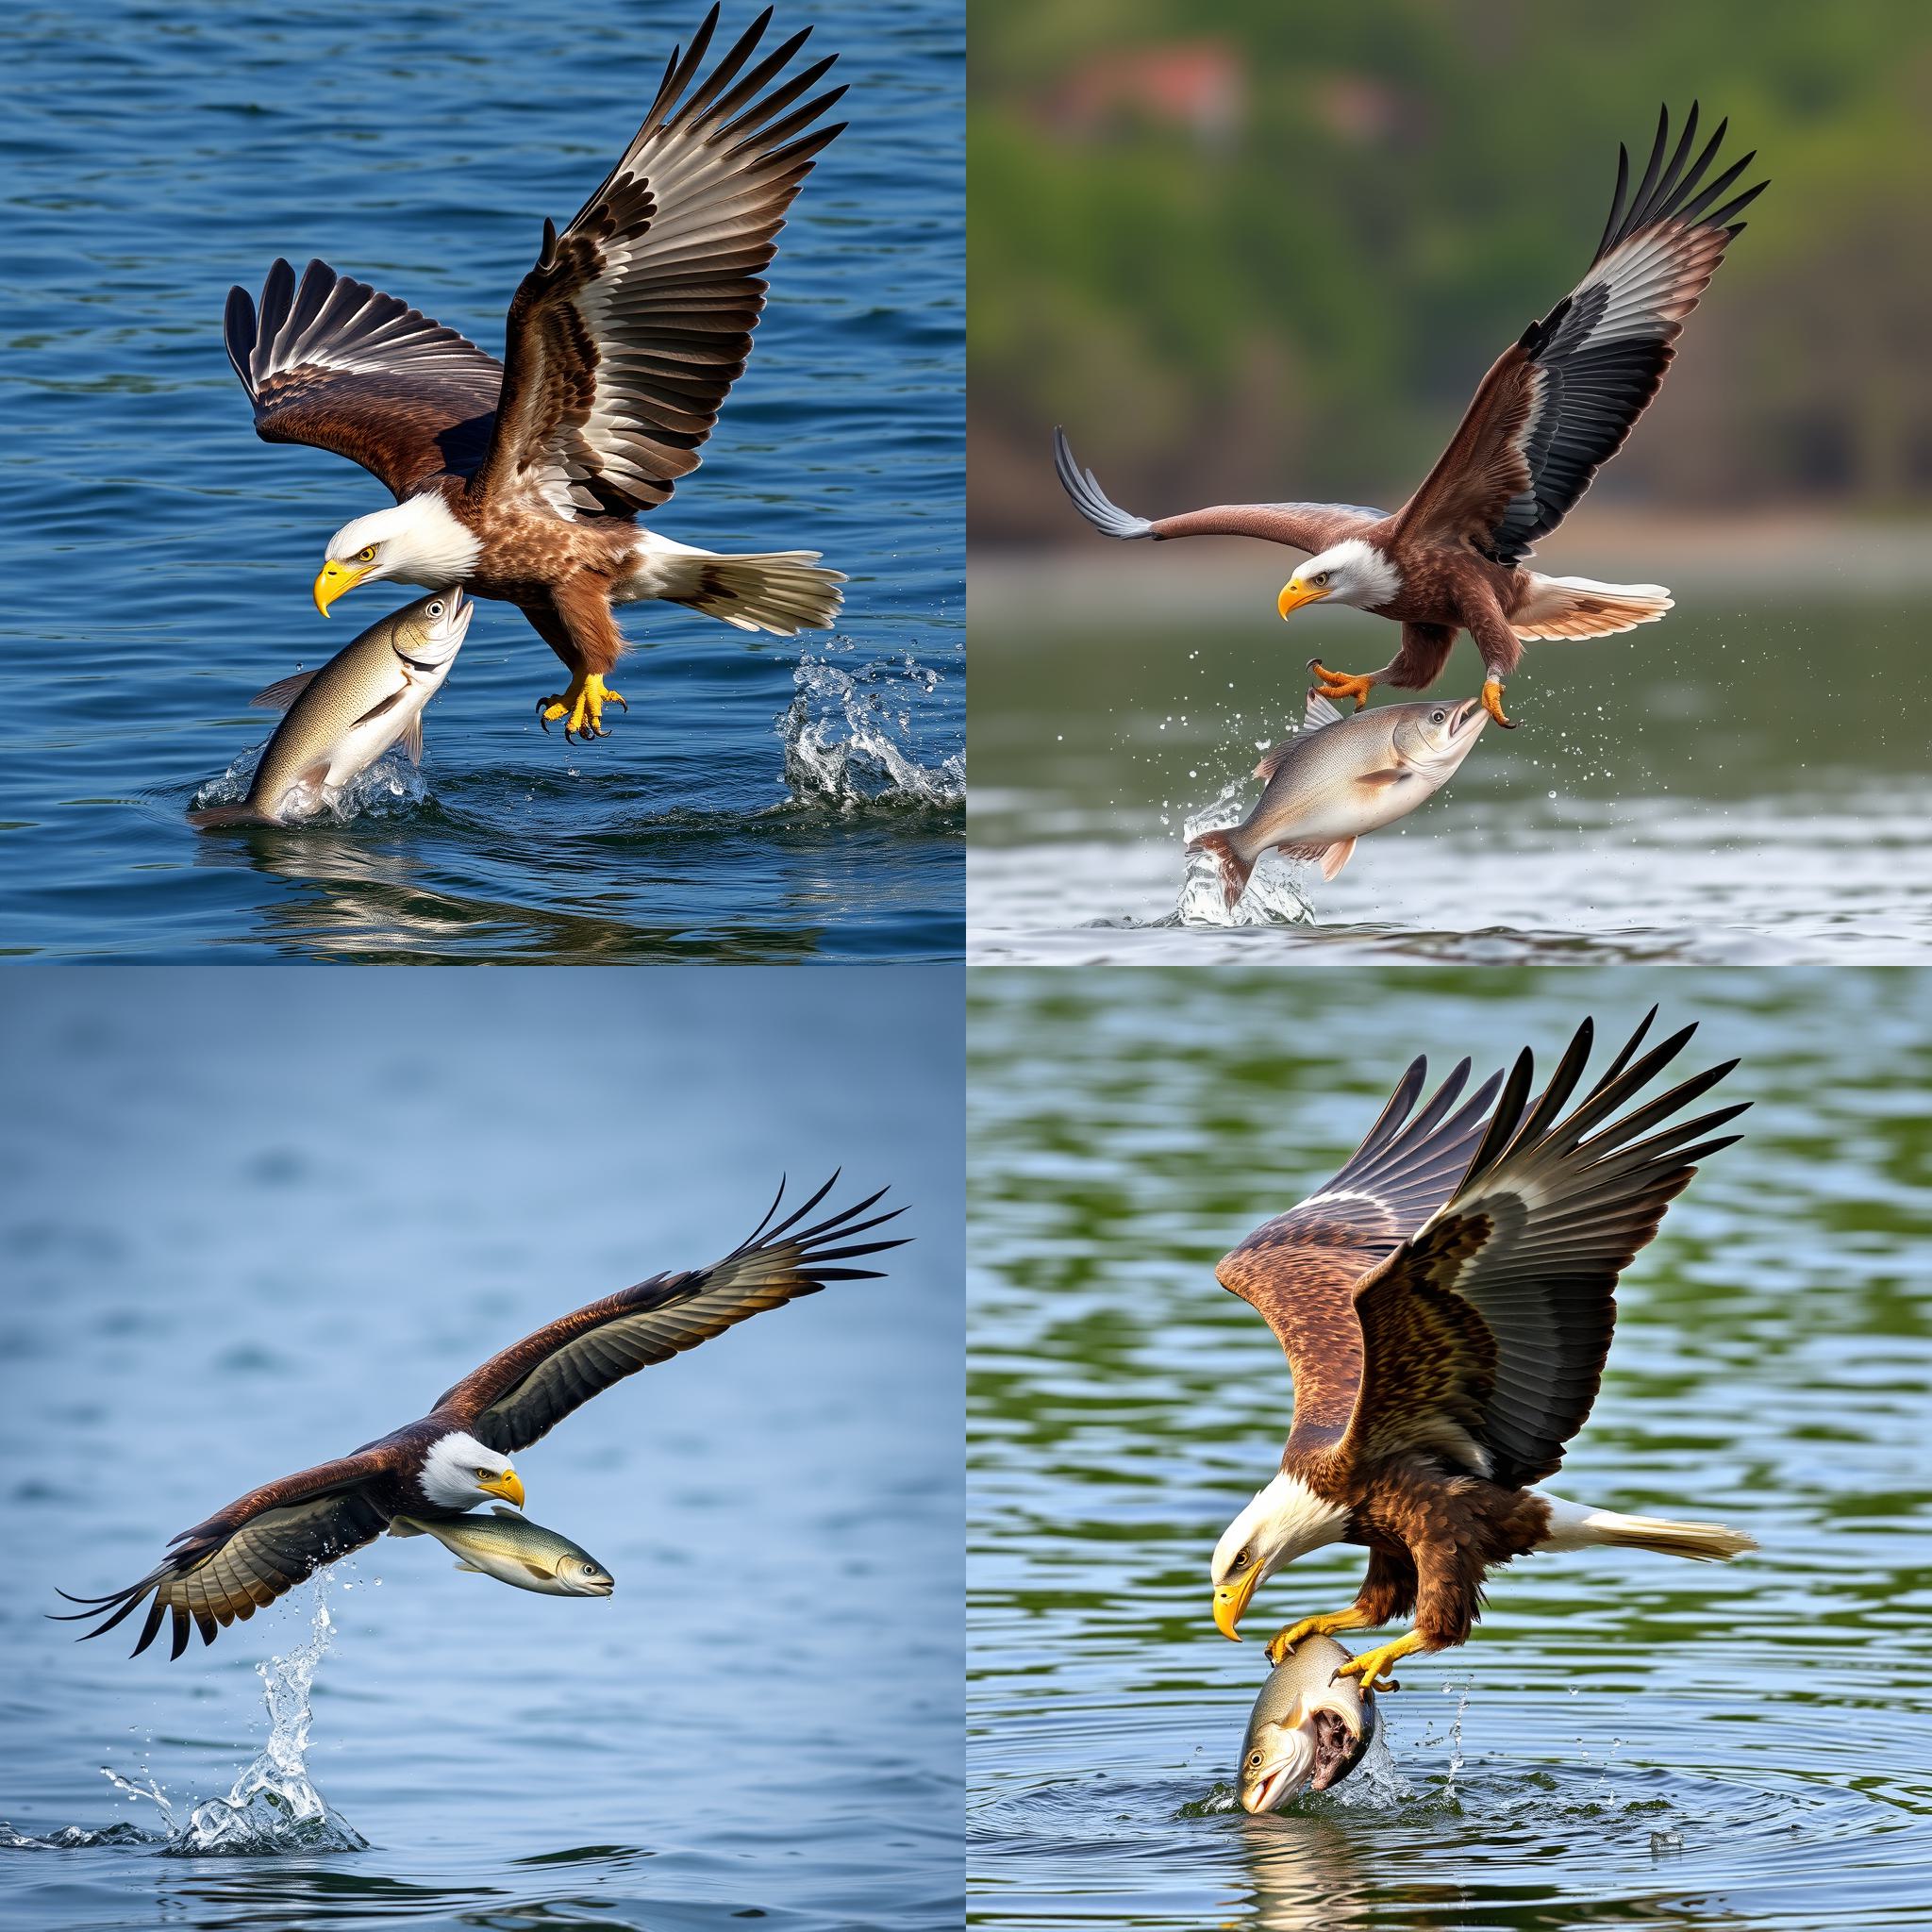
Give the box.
[969,969,1932,1930]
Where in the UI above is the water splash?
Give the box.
[1173,783,1314,928]
[779,643,964,808]
[10,1586,368,1858]
[189,741,429,827]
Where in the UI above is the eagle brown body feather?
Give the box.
[55,1175,905,1660]
[225,7,846,703]
[1217,1012,1747,1659]
[1058,105,1767,698]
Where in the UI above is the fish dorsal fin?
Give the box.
[490,1506,520,1518]
[1253,738,1297,782]
[387,1516,425,1539]
[251,669,318,711]
[1303,691,1344,732]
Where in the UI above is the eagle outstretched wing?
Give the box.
[225,257,505,498]
[1391,105,1766,567]
[437,1174,907,1456]
[476,5,845,521]
[52,1453,391,1659]
[1054,427,1388,556]
[1216,1056,1503,1444]
[1340,1011,1747,1488]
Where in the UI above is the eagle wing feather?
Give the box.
[225,257,504,498]
[1341,1011,1748,1486]
[53,1455,392,1659]
[476,5,845,521]
[438,1174,907,1456]
[1216,1056,1503,1444]
[1391,104,1766,566]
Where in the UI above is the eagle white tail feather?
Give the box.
[1512,574,1674,642]
[659,549,847,636]
[1535,1491,1756,1562]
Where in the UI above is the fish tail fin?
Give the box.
[1536,1492,1756,1562]
[654,547,845,636]
[1512,575,1674,641]
[1187,828,1254,908]
[186,803,258,830]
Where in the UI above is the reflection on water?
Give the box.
[969,969,1932,1930]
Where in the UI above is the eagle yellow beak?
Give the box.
[1213,1568,1261,1641]
[313,558,370,616]
[478,1468,525,1507]
[1276,579,1331,621]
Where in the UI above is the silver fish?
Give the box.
[388,1507,615,1598]
[190,588,472,827]
[1189,690,1487,905]
[1237,1634,1379,1813]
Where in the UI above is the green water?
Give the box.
[968,969,1932,1928]
[968,594,1932,960]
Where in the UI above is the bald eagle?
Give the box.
[56,1175,903,1659]
[225,6,847,744]
[1057,105,1766,728]
[1208,1012,1755,1696]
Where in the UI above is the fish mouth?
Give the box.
[580,1574,615,1597]
[1451,694,1485,734]
[1241,1758,1300,1815]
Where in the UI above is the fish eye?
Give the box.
[1248,1751,1263,1769]
[1431,708,1446,723]
[427,601,443,616]
[357,545,376,563]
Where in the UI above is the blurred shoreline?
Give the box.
[968,508,1932,630]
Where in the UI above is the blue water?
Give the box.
[0,969,964,1930]
[0,0,962,961]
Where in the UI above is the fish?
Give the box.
[1188,689,1487,905]
[388,1507,616,1598]
[1237,1634,1380,1813]
[189,587,473,827]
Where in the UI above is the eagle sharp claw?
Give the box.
[539,675,629,742]
[1307,659,1376,712]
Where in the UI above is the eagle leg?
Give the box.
[538,674,629,743]
[1332,1629,1428,1695]
[1265,1605,1383,1668]
[1307,658,1376,712]
[1480,678,1517,730]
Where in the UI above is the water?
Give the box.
[0,0,962,961]
[969,969,1932,1930]
[967,584,1932,962]
[0,969,964,1931]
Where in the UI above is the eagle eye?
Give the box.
[357,545,376,563]
[1234,1549,1249,1570]
[475,1467,490,1480]
[1312,572,1329,586]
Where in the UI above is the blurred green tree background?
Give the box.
[970,0,1932,541]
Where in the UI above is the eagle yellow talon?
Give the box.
[1265,1608,1375,1667]
[538,673,628,742]
[1333,1632,1425,1695]
[1307,659,1376,712]
[1481,678,1517,730]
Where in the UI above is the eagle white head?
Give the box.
[1277,537,1402,619]
[1210,1471,1350,1640]
[418,1430,525,1512]
[313,496,483,616]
